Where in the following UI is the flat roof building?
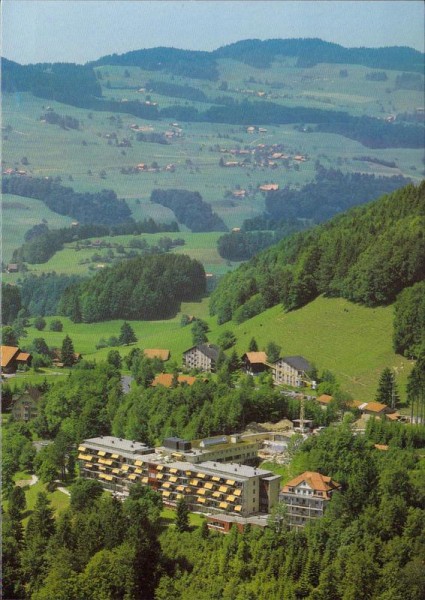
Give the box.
[78,436,281,518]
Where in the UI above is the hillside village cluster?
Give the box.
[2,340,402,533]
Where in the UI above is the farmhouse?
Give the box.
[358,402,393,419]
[242,352,269,375]
[183,343,220,372]
[316,394,333,408]
[272,356,313,387]
[280,471,341,529]
[1,346,32,374]
[7,264,19,273]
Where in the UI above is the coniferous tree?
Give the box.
[375,367,399,407]
[248,337,258,352]
[119,322,137,345]
[175,497,190,532]
[61,335,75,367]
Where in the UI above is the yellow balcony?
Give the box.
[234,489,242,497]
[169,476,178,483]
[226,479,236,486]
[121,464,130,472]
[227,495,236,502]
[98,451,106,457]
[212,491,221,499]
[78,446,86,452]
[234,505,242,512]
[219,501,229,509]
[219,486,228,493]
[128,474,137,481]
[134,460,143,467]
[190,479,199,486]
[204,482,214,490]
[212,476,221,482]
[111,453,119,459]
[169,468,178,474]
[162,482,171,489]
[197,497,206,504]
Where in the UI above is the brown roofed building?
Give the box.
[183,344,220,372]
[151,373,197,388]
[143,349,170,361]
[242,352,269,375]
[1,346,32,374]
[358,402,393,419]
[280,471,341,528]
[11,387,43,422]
[317,394,333,408]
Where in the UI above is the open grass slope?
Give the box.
[19,296,411,402]
[208,296,412,402]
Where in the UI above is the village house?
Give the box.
[11,387,43,422]
[1,346,32,374]
[272,356,313,387]
[316,394,333,409]
[242,352,269,376]
[183,343,220,372]
[358,402,399,421]
[7,264,19,273]
[280,471,341,529]
[151,373,197,388]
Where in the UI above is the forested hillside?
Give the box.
[210,182,425,324]
[60,254,206,322]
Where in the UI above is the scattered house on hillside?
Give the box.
[280,471,341,529]
[294,155,306,162]
[7,264,19,273]
[183,343,220,372]
[232,227,241,233]
[232,190,246,198]
[272,356,313,388]
[71,221,79,228]
[151,373,197,388]
[143,349,170,361]
[246,126,256,133]
[1,346,32,374]
[317,394,333,409]
[11,387,43,422]
[374,444,389,451]
[242,352,269,376]
[259,183,279,192]
[358,402,393,419]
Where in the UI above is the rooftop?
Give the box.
[1,345,20,368]
[244,352,268,364]
[278,356,312,372]
[283,471,341,496]
[83,436,153,456]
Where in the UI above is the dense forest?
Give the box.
[265,168,411,223]
[393,281,425,359]
[151,189,228,232]
[19,274,84,318]
[59,254,206,322]
[210,181,425,324]
[2,176,132,225]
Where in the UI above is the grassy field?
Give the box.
[3,64,423,234]
[15,295,412,402]
[207,296,413,402]
[2,193,72,263]
[2,232,240,282]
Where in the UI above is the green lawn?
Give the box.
[161,506,205,528]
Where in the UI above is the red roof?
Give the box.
[317,394,333,405]
[1,346,20,368]
[244,352,268,365]
[151,373,197,388]
[282,471,341,499]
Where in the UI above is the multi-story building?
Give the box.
[272,356,313,387]
[183,343,220,372]
[157,434,260,465]
[280,471,340,528]
[11,387,42,422]
[78,436,281,518]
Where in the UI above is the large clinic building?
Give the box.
[78,436,280,518]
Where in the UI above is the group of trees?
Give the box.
[3,176,132,226]
[59,254,206,322]
[3,483,163,600]
[151,189,228,233]
[210,182,425,324]
[41,110,80,130]
[393,281,425,359]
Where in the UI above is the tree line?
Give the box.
[210,181,425,324]
[3,176,132,225]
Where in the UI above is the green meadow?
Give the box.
[18,296,412,403]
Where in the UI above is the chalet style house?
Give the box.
[183,343,220,372]
[1,345,32,374]
[242,352,269,375]
[272,356,313,387]
[280,471,341,529]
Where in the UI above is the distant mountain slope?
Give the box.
[214,38,425,72]
[210,181,425,324]
[89,38,424,75]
